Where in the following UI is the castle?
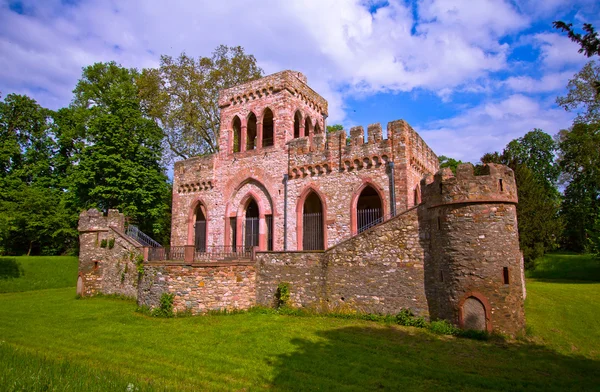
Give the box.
[77,71,526,336]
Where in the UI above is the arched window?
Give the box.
[194,204,207,252]
[303,192,324,250]
[315,122,322,134]
[304,116,311,137]
[294,111,302,138]
[263,108,274,147]
[232,116,241,153]
[356,185,383,233]
[244,198,259,249]
[247,113,257,150]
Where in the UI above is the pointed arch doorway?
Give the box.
[244,198,259,249]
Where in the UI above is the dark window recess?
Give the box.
[266,214,273,251]
[499,179,504,192]
[503,267,509,284]
[440,270,444,282]
[230,217,237,249]
[437,217,441,230]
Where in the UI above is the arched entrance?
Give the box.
[462,296,487,331]
[244,198,259,249]
[303,192,324,250]
[194,204,207,252]
[356,185,382,233]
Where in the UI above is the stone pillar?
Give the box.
[240,125,247,152]
[257,121,263,149]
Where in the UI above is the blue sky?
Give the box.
[0,0,598,163]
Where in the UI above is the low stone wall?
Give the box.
[138,262,256,314]
[255,207,429,316]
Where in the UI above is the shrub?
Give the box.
[100,239,107,248]
[275,282,290,308]
[108,238,115,249]
[152,293,175,318]
[428,320,459,335]
[135,254,144,275]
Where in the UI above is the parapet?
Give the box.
[78,208,125,232]
[422,163,518,207]
[218,70,328,116]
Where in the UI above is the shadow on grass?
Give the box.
[0,258,23,279]
[270,326,599,391]
[526,253,600,283]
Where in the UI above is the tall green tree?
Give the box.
[67,62,172,243]
[481,129,562,267]
[557,123,600,252]
[137,45,263,162]
[0,94,77,255]
[556,61,600,124]
[438,155,463,174]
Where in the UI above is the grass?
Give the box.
[0,256,78,293]
[0,255,598,391]
[526,252,600,282]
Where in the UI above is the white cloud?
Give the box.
[417,94,574,162]
[503,71,573,93]
[532,32,588,69]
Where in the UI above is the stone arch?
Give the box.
[296,186,327,250]
[304,115,312,137]
[262,107,274,147]
[247,112,257,150]
[187,198,209,248]
[458,291,493,332]
[226,178,274,251]
[294,110,302,138]
[350,181,387,235]
[232,115,242,153]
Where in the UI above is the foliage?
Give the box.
[588,213,600,257]
[556,60,600,124]
[428,320,460,336]
[557,122,600,251]
[553,21,600,58]
[108,238,115,249]
[0,257,22,279]
[137,46,263,162]
[480,130,562,266]
[152,292,175,318]
[66,62,172,244]
[135,253,144,275]
[100,239,107,248]
[438,155,463,174]
[0,94,78,256]
[275,282,290,308]
[326,124,344,133]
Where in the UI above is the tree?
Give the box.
[67,62,172,243]
[326,124,344,133]
[137,46,263,162]
[0,94,77,255]
[438,155,463,174]
[480,129,562,267]
[557,122,600,252]
[553,22,600,58]
[556,61,600,124]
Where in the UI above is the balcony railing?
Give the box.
[147,245,254,263]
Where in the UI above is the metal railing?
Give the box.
[357,210,397,234]
[357,208,382,234]
[147,245,253,262]
[126,225,162,248]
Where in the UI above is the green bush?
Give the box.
[0,258,23,279]
[429,320,459,335]
[152,293,174,318]
[275,282,290,308]
[108,238,115,249]
[135,254,144,275]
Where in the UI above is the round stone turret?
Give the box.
[421,163,525,336]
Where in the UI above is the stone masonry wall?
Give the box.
[255,207,429,316]
[138,262,256,314]
[77,209,143,298]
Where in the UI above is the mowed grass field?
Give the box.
[0,255,599,391]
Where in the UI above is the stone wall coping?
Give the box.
[79,228,109,233]
[145,261,255,268]
[256,250,325,255]
[426,198,518,209]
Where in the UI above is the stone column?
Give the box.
[257,121,263,149]
[240,125,247,152]
[258,214,266,250]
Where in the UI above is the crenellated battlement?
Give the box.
[421,163,518,207]
[78,208,125,233]
[218,70,328,116]
[174,155,216,195]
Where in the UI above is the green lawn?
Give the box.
[0,255,598,391]
[0,256,78,293]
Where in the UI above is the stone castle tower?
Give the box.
[421,163,526,334]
